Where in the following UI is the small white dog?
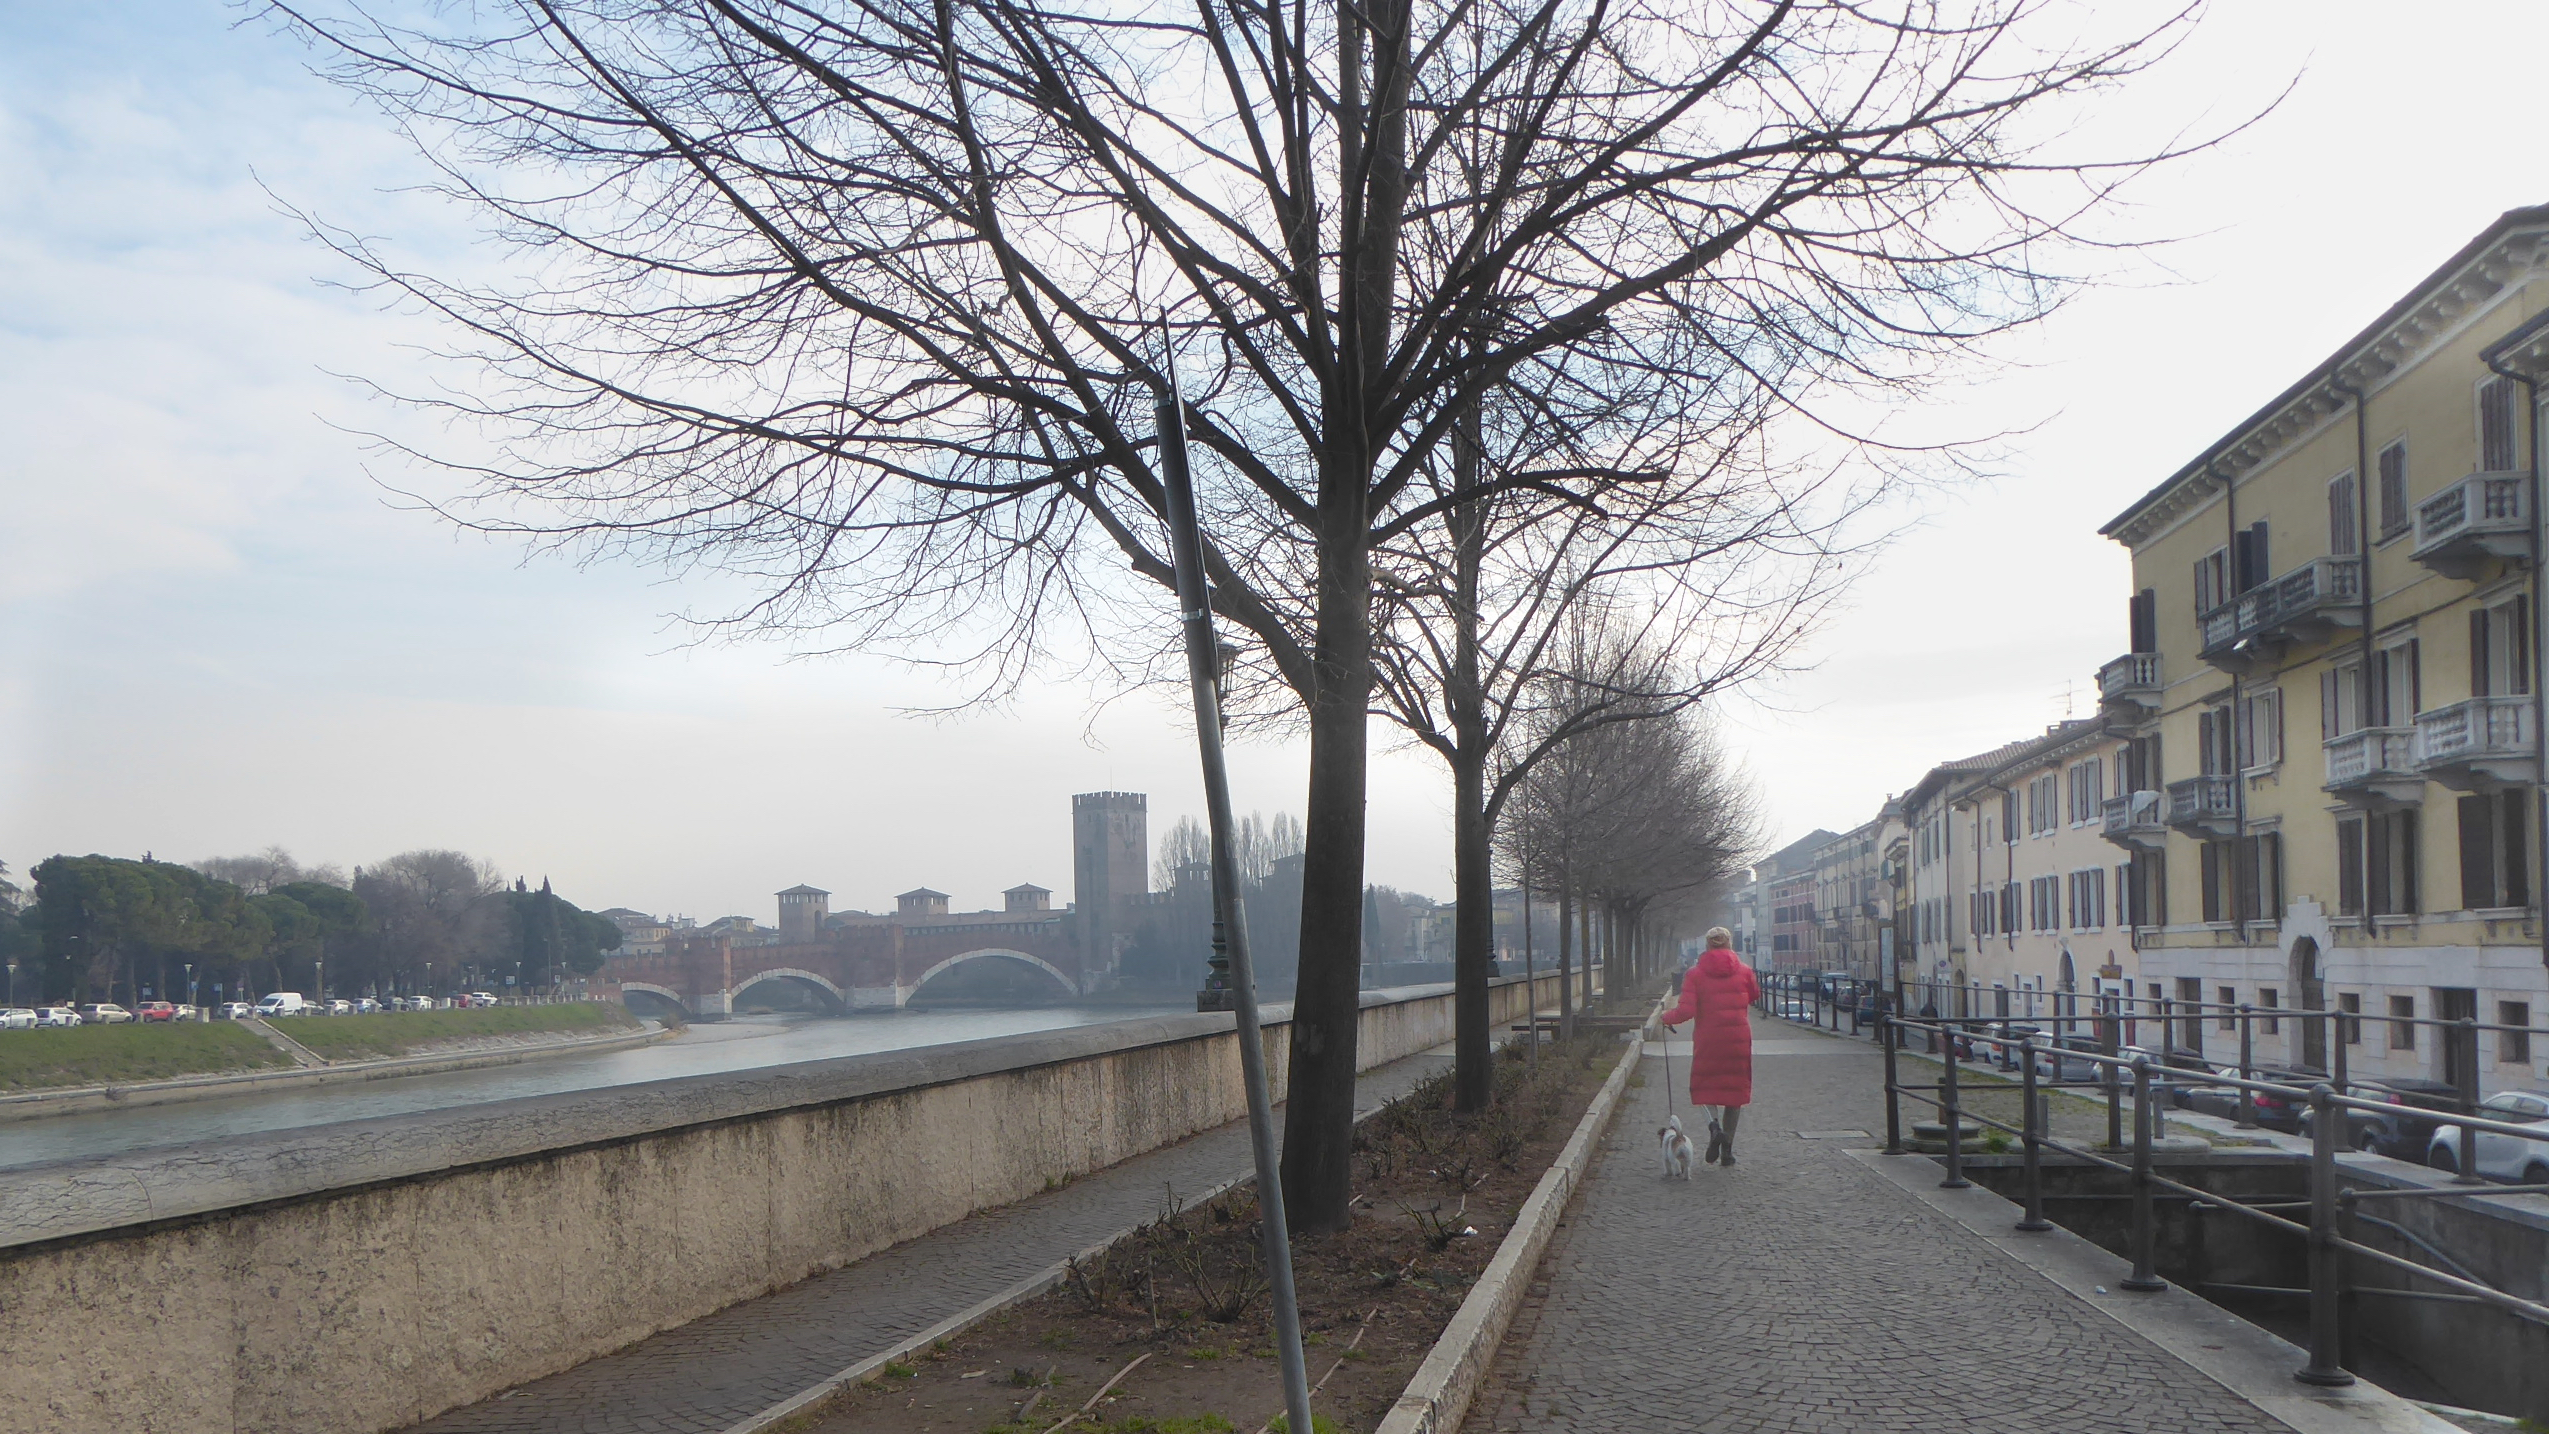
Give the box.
[1658,1114,1696,1180]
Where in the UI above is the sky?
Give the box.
[4,4,2547,923]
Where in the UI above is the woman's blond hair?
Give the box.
[1704,926,1734,950]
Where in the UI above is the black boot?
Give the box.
[1704,1119,1725,1164]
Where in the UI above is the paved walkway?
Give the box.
[402,1044,1461,1434]
[1462,1013,2291,1434]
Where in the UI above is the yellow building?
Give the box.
[1903,719,2134,1017]
[2097,205,2549,1087]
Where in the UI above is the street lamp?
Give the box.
[183,963,195,1021]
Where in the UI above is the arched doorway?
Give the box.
[2290,937,2326,1071]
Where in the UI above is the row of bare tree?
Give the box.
[271,0,2219,1229]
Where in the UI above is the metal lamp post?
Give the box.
[1155,347,1315,1434]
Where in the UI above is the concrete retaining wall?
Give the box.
[0,973,1570,1434]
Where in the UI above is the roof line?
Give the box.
[2101,203,2549,540]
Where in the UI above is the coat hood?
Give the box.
[1698,947,1743,978]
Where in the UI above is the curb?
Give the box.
[1371,1003,1655,1434]
[0,1021,674,1124]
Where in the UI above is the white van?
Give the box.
[255,992,307,1018]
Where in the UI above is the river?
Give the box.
[2,1002,1196,1172]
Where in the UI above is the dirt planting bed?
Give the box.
[787,1033,1627,1434]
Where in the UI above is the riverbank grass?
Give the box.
[286,1001,641,1061]
[0,1022,293,1092]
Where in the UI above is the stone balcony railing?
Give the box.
[2411,471,2531,578]
[2097,652,2162,714]
[2099,789,2166,849]
[2415,694,2538,790]
[2197,555,2364,671]
[2321,726,2421,808]
[2164,773,2239,837]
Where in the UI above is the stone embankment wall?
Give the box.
[0,973,1574,1434]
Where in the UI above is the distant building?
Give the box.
[1004,883,1052,913]
[1074,792,1148,982]
[776,885,830,942]
[897,888,951,919]
[1753,829,1838,971]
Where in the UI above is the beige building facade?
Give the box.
[2097,206,2549,1086]
[1904,720,2136,1015]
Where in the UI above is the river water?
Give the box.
[2,1003,1194,1173]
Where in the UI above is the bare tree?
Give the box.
[272,0,2216,1227]
[193,846,351,894]
[354,850,507,994]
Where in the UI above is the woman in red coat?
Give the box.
[1660,927,1761,1166]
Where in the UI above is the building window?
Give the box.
[2480,376,2522,473]
[2200,834,2282,924]
[2372,637,2420,725]
[2195,545,2231,613]
[2328,470,2359,556]
[2471,596,2532,697]
[2500,1002,2533,1066]
[2067,760,2103,825]
[2377,440,2409,539]
[2368,810,2419,916]
[2339,992,2362,1045]
[2002,790,2019,845]
[2457,791,2530,911]
[2237,688,2282,770]
[2259,987,2280,1035]
[2128,850,2166,928]
[2067,868,2106,930]
[2322,660,2364,741]
[2218,987,2238,1033]
[2336,816,2365,918]
[2389,994,2417,1051]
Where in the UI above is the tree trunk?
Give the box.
[1279,455,1375,1234]
[1556,879,1574,1041]
[1449,380,1493,1113]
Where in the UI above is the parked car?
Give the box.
[2029,1034,2107,1084]
[2299,1076,2464,1158]
[465,991,501,1008]
[217,1001,255,1020]
[172,1004,199,1021]
[353,998,382,1015]
[2426,1091,2549,1183]
[323,999,353,1016]
[2177,1063,2326,1133]
[35,1006,82,1028]
[255,992,308,1018]
[135,1001,179,1023]
[76,1002,134,1025]
[0,1008,36,1031]
[1771,996,1815,1022]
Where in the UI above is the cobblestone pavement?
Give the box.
[405,1048,1459,1434]
[1462,1015,2287,1434]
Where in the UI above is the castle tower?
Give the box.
[1073,791,1148,981]
[775,885,830,942]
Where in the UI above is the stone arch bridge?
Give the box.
[595,917,1085,1020]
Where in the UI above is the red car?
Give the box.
[135,1001,180,1023]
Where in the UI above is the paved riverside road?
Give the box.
[400,1043,1463,1434]
[1461,1013,2288,1434]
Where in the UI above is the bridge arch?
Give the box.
[616,982,695,1022]
[911,948,1080,1002]
[730,967,851,1016]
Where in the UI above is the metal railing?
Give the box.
[1741,970,2549,1389]
[1872,1008,2549,1386]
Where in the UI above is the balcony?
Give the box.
[2411,471,2532,579]
[2196,555,2364,672]
[2097,653,2162,716]
[2164,774,2239,838]
[2414,695,2538,790]
[2099,790,2167,850]
[2321,726,2421,808]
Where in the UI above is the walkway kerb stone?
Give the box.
[1374,1002,1660,1434]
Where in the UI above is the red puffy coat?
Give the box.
[1661,947,1759,1107]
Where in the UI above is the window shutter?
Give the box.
[2407,639,2421,714]
[2516,597,2532,695]
[2472,608,2491,699]
[2503,791,2530,908]
[2322,669,2338,741]
[2250,520,2270,587]
[2460,795,2495,910]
